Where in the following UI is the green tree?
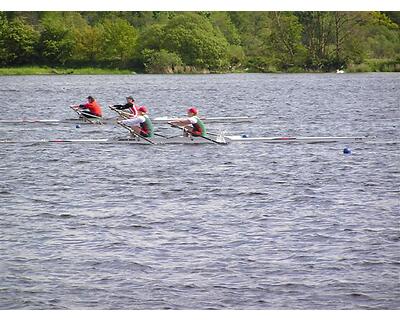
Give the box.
[227,45,245,70]
[228,12,272,57]
[0,16,39,65]
[38,13,74,66]
[99,18,138,67]
[210,12,241,45]
[72,23,104,65]
[363,12,400,59]
[0,13,9,65]
[384,12,400,25]
[143,48,183,73]
[1,10,399,73]
[296,12,334,70]
[161,13,229,70]
[136,23,165,52]
[269,12,306,70]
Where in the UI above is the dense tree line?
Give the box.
[0,11,399,73]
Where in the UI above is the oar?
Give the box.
[202,130,227,138]
[111,105,169,140]
[69,105,103,125]
[168,122,226,145]
[109,105,131,120]
[69,106,97,124]
[81,112,104,124]
[117,121,156,145]
[153,132,170,138]
[70,105,103,122]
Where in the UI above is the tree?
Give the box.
[0,13,9,65]
[161,13,229,70]
[38,13,74,66]
[210,12,241,45]
[1,10,399,73]
[384,12,400,25]
[0,16,39,66]
[136,23,165,52]
[143,49,182,73]
[227,45,245,69]
[228,12,271,58]
[269,12,306,70]
[363,12,400,59]
[296,12,334,70]
[72,24,104,65]
[99,18,138,67]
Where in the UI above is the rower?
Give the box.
[118,106,154,138]
[110,96,138,117]
[71,96,103,118]
[170,107,207,137]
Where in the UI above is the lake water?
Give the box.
[0,73,399,309]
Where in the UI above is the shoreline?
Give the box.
[0,61,399,76]
[0,67,135,76]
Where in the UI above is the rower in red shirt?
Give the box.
[71,96,103,118]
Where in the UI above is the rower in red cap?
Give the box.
[118,106,154,138]
[170,107,207,137]
[71,96,103,118]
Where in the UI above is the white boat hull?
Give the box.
[0,135,366,145]
[225,135,366,143]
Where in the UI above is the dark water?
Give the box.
[0,73,399,309]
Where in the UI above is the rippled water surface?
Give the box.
[0,73,399,309]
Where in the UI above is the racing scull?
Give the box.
[0,135,366,145]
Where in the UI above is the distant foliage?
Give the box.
[99,18,137,67]
[143,49,183,73]
[72,23,104,65]
[161,13,229,70]
[0,11,399,72]
[0,15,39,66]
[38,13,75,66]
[268,12,306,70]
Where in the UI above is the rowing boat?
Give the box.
[0,135,366,145]
[154,116,254,123]
[0,115,255,125]
[225,135,366,143]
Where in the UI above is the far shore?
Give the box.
[0,67,135,76]
[0,60,399,76]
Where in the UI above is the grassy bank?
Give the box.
[0,66,135,75]
[346,58,400,72]
[1,60,399,75]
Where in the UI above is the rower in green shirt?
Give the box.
[118,106,154,138]
[170,107,207,137]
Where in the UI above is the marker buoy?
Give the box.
[343,147,351,154]
[76,124,81,128]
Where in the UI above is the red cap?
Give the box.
[187,107,198,115]
[138,106,148,113]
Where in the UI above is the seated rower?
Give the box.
[110,96,138,118]
[118,106,154,138]
[170,107,207,137]
[71,96,103,118]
